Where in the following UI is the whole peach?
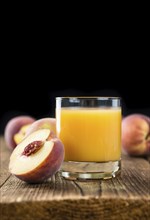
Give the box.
[4,116,35,150]
[122,114,150,156]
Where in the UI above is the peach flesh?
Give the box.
[14,124,31,145]
[9,129,64,183]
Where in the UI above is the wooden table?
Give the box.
[0,136,150,220]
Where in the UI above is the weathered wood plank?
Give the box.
[0,136,150,220]
[0,136,11,187]
[101,155,150,198]
[1,197,150,220]
[1,154,149,202]
[1,173,83,203]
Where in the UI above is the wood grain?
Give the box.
[0,137,11,187]
[0,136,150,220]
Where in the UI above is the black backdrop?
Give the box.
[1,7,149,134]
[0,72,149,134]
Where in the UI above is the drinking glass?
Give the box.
[56,97,121,180]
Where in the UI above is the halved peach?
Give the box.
[9,129,64,183]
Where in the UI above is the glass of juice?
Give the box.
[56,97,121,180]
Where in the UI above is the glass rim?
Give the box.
[56,96,121,100]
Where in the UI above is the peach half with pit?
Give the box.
[9,129,64,183]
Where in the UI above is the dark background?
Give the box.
[0,72,149,135]
[1,14,149,134]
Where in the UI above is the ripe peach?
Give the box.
[9,129,64,183]
[4,116,35,150]
[25,118,56,137]
[122,114,150,156]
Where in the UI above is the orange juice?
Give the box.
[57,107,121,162]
